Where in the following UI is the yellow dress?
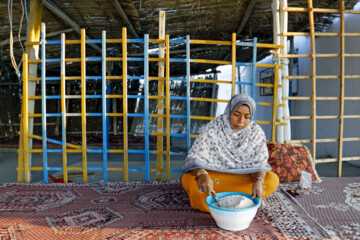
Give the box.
[181,170,279,213]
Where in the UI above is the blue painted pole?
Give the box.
[251,38,258,101]
[186,36,191,152]
[41,23,48,183]
[101,30,108,181]
[144,34,150,181]
[60,32,68,182]
[106,83,111,160]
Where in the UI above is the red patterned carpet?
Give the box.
[0,178,358,239]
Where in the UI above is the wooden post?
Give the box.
[156,11,165,181]
[122,27,128,181]
[80,29,88,182]
[165,34,170,180]
[18,0,43,182]
[307,0,317,161]
[280,0,291,141]
[231,33,236,96]
[338,1,345,177]
[272,65,280,142]
[272,0,284,142]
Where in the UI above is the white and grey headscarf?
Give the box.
[183,94,271,174]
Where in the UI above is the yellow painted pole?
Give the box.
[18,0,43,183]
[308,0,317,160]
[338,1,345,177]
[231,33,236,96]
[122,27,128,181]
[272,65,279,142]
[61,33,68,182]
[81,29,88,182]
[157,11,165,181]
[165,34,170,180]
[22,54,30,183]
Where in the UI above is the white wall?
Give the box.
[292,3,360,158]
[216,3,360,158]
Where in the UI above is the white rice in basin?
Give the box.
[214,195,255,209]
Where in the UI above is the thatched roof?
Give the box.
[1,0,359,77]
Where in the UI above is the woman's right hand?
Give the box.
[197,174,214,196]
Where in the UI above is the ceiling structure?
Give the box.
[1,0,359,78]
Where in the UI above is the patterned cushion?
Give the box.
[267,143,321,183]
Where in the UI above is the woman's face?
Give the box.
[230,105,251,130]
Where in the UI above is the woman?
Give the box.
[181,94,279,212]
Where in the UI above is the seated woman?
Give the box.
[181,94,279,213]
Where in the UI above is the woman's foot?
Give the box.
[259,199,266,210]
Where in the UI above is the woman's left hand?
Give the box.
[251,181,263,199]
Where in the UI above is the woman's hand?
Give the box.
[251,180,263,199]
[197,174,214,196]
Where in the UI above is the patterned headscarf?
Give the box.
[225,93,256,120]
[183,94,271,174]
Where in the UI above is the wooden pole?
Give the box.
[231,33,236,96]
[18,0,43,182]
[122,27,128,181]
[280,0,291,141]
[308,0,317,161]
[272,65,279,142]
[80,29,88,182]
[156,11,165,181]
[272,0,284,142]
[165,34,170,180]
[21,54,29,182]
[60,33,68,183]
[338,1,345,177]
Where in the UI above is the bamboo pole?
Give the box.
[232,33,236,96]
[272,65,279,142]
[283,75,360,79]
[338,1,345,177]
[282,6,360,14]
[102,31,108,181]
[122,27,128,181]
[272,0,284,142]
[283,32,360,37]
[280,0,290,141]
[308,0,317,161]
[22,54,30,182]
[165,34,170,180]
[156,11,165,181]
[60,33,67,182]
[80,29,88,182]
[18,0,43,183]
[40,23,49,183]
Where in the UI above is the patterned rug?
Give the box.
[281,176,360,240]
[0,179,351,240]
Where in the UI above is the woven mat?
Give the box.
[0,180,334,239]
[281,176,360,240]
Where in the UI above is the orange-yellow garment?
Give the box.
[181,170,279,213]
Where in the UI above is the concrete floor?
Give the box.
[0,147,359,184]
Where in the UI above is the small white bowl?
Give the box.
[205,192,261,231]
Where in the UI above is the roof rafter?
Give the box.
[111,0,140,38]
[222,0,257,61]
[43,0,101,52]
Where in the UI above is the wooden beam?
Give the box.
[235,0,257,36]
[222,0,257,61]
[0,28,73,47]
[43,0,101,52]
[111,0,140,38]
